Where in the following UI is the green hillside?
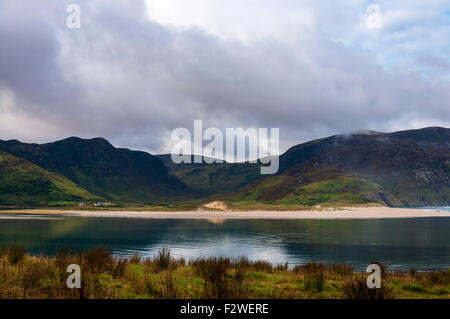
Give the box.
[0,137,191,202]
[173,163,261,196]
[278,127,450,206]
[224,168,391,209]
[0,150,99,206]
[156,155,228,173]
[165,127,450,208]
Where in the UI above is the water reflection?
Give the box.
[0,214,448,271]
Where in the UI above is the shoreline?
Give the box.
[1,207,450,219]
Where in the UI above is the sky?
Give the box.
[0,0,449,158]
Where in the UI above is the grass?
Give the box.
[277,178,382,206]
[342,275,395,299]
[190,257,249,298]
[224,167,387,209]
[304,271,326,293]
[0,246,448,299]
[0,150,99,207]
[154,247,172,272]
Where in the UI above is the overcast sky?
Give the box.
[0,0,449,157]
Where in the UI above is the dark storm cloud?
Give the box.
[0,0,449,154]
[0,1,76,113]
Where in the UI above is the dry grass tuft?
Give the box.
[154,247,172,272]
[342,275,395,299]
[192,257,250,298]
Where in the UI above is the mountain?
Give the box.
[155,155,262,196]
[171,162,261,196]
[0,127,448,208]
[0,137,191,202]
[156,154,227,173]
[228,127,450,207]
[0,149,99,206]
[163,127,450,207]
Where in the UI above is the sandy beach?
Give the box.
[1,207,450,219]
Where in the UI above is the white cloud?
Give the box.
[144,0,317,43]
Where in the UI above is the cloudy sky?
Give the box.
[0,0,449,158]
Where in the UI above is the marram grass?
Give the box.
[0,246,448,299]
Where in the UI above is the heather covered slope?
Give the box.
[276,127,450,206]
[226,168,388,208]
[0,137,191,202]
[0,149,99,206]
[167,127,450,207]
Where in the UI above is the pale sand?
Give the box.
[1,207,450,219]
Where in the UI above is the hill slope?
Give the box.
[163,127,449,207]
[229,127,450,207]
[0,149,99,206]
[156,155,261,197]
[0,137,191,202]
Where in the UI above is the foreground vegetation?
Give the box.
[0,247,448,299]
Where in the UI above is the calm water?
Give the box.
[410,206,450,212]
[0,213,449,271]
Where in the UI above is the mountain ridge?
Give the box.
[0,126,448,207]
[0,137,192,203]
[160,127,450,207]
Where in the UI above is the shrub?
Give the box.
[8,245,25,265]
[129,254,141,264]
[409,268,418,277]
[82,247,113,273]
[251,260,273,272]
[235,256,251,270]
[112,258,128,278]
[232,257,274,272]
[0,246,7,257]
[193,257,249,298]
[276,262,289,271]
[304,271,326,292]
[144,279,159,297]
[22,262,46,291]
[177,257,186,267]
[159,272,178,299]
[426,270,450,286]
[55,248,73,270]
[329,263,353,277]
[142,257,154,267]
[342,276,394,299]
[154,247,172,272]
[194,257,231,282]
[294,262,326,274]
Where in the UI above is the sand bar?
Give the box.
[1,207,450,219]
